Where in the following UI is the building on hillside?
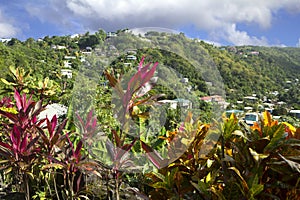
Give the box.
[81,51,92,55]
[86,46,92,52]
[243,96,258,105]
[38,103,68,127]
[51,45,66,50]
[61,69,72,78]
[289,110,300,119]
[107,32,117,37]
[127,55,137,60]
[174,98,192,109]
[200,95,224,103]
[157,98,192,109]
[157,100,178,109]
[64,56,76,60]
[181,78,189,83]
[124,63,132,67]
[249,51,260,55]
[71,34,80,38]
[200,95,229,109]
[63,60,72,68]
[126,49,137,54]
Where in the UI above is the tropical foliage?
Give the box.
[0,31,300,199]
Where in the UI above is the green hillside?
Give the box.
[1,31,300,200]
[0,30,299,109]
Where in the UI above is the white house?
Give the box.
[107,32,117,37]
[38,103,68,127]
[181,78,189,83]
[64,56,76,60]
[63,60,72,68]
[61,69,72,78]
[127,55,137,60]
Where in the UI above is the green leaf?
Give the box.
[229,167,249,192]
[151,182,168,190]
[249,148,269,162]
[0,78,17,86]
[41,163,64,170]
[190,180,210,196]
[0,159,10,164]
[151,171,165,181]
[278,153,300,173]
[264,124,285,152]
[249,184,264,199]
[248,174,264,199]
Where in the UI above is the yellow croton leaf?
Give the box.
[263,111,278,127]
[263,111,272,126]
[282,122,296,134]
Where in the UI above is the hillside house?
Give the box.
[86,46,92,52]
[126,49,137,54]
[81,51,92,55]
[61,69,72,78]
[38,103,68,127]
[200,95,228,109]
[174,98,192,109]
[243,96,258,105]
[127,55,137,60]
[158,99,192,109]
[289,110,300,119]
[124,63,132,67]
[181,78,189,83]
[158,100,178,109]
[250,51,260,55]
[200,95,225,103]
[79,56,86,62]
[51,45,66,50]
[107,32,117,37]
[63,60,72,68]
[64,56,76,60]
[71,34,80,38]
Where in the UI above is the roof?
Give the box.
[290,110,300,113]
[226,110,244,113]
[173,98,191,103]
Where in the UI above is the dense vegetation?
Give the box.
[1,31,299,106]
[0,30,299,199]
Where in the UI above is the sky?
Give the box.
[1,0,300,47]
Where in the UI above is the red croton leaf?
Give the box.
[46,115,57,139]
[14,89,22,111]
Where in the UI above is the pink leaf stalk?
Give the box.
[123,57,158,113]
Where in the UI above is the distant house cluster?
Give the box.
[224,46,260,57]
[200,95,229,109]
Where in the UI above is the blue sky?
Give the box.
[1,0,300,46]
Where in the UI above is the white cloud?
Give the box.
[22,0,300,45]
[0,10,19,38]
[220,24,269,46]
[0,23,18,38]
